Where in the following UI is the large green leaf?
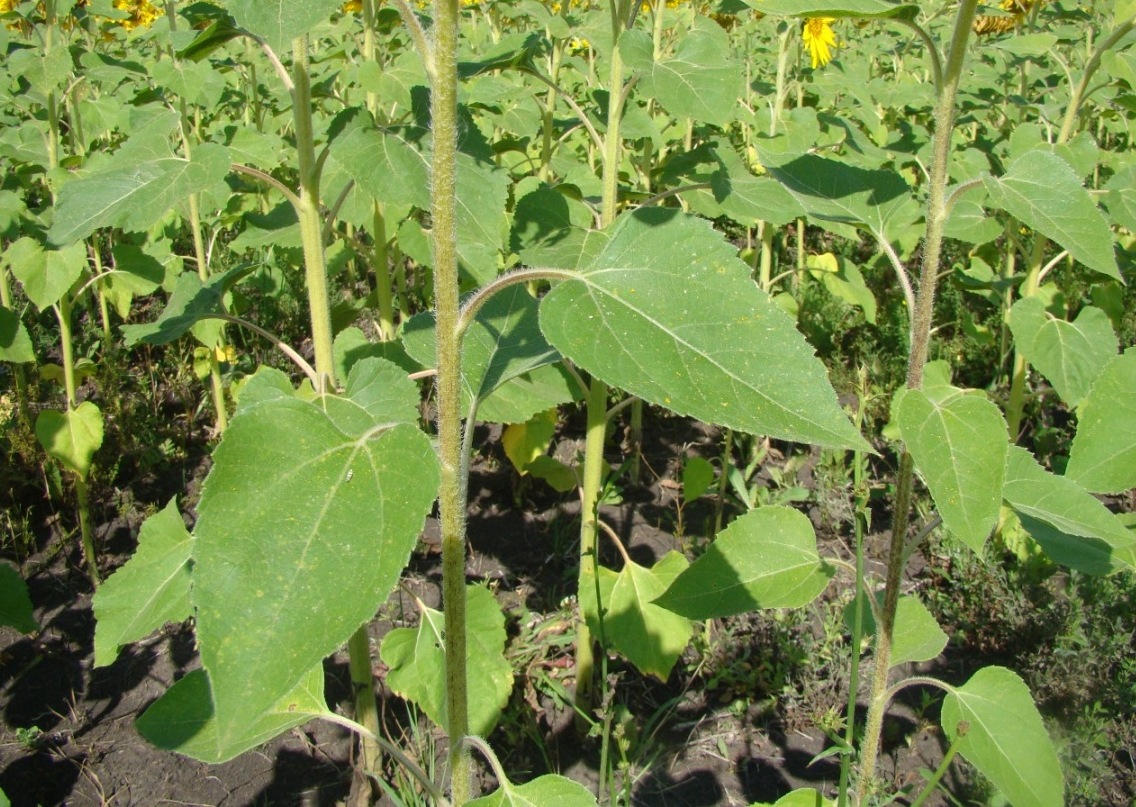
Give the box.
[983,151,1120,280]
[754,147,920,247]
[0,564,37,634]
[476,364,580,425]
[620,18,739,127]
[1008,298,1117,408]
[137,666,328,764]
[467,774,598,807]
[580,551,693,681]
[539,209,865,450]
[895,386,1007,553]
[48,144,231,247]
[380,584,513,737]
[221,0,342,54]
[1066,350,1136,494]
[36,402,104,480]
[654,507,832,620]
[743,0,919,19]
[92,500,193,667]
[4,238,87,311]
[453,152,510,285]
[186,373,437,761]
[1002,446,1136,575]
[0,306,34,363]
[941,667,1063,807]
[329,124,430,210]
[120,264,253,347]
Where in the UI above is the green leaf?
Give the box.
[895,386,1007,553]
[502,409,557,474]
[330,124,430,210]
[683,456,716,504]
[941,667,1063,807]
[1066,350,1136,495]
[221,0,342,54]
[137,666,328,764]
[342,357,421,424]
[844,592,947,667]
[743,0,919,20]
[0,306,34,363]
[983,151,1120,280]
[754,148,920,246]
[474,364,580,425]
[92,500,193,667]
[540,209,866,450]
[380,584,513,737]
[454,153,510,285]
[1008,298,1117,408]
[582,551,693,681]
[186,394,438,762]
[0,564,37,634]
[1002,446,1136,575]
[36,402,104,480]
[654,507,832,620]
[48,144,231,247]
[467,774,598,807]
[621,18,738,127]
[121,264,253,347]
[750,787,836,807]
[101,243,166,319]
[5,239,87,311]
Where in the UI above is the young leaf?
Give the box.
[380,584,513,737]
[539,209,866,451]
[0,564,37,634]
[654,507,832,620]
[941,666,1063,807]
[502,409,557,474]
[1003,446,1136,575]
[983,151,1120,280]
[750,787,836,806]
[843,592,947,667]
[137,666,329,764]
[581,551,693,681]
[0,306,34,363]
[1008,298,1117,408]
[48,144,231,247]
[895,386,1007,554]
[92,500,193,667]
[683,456,716,504]
[188,395,438,762]
[35,402,104,480]
[466,774,598,807]
[743,0,919,20]
[1066,350,1136,494]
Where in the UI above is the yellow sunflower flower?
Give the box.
[802,17,837,69]
[973,0,1043,36]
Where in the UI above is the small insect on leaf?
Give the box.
[345,469,354,482]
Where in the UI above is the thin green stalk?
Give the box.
[430,1,472,802]
[372,203,395,340]
[0,266,33,435]
[908,730,964,807]
[857,1,979,800]
[347,627,382,772]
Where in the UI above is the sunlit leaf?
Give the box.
[743,0,919,20]
[221,0,342,54]
[467,774,598,807]
[4,239,87,311]
[1009,298,1117,408]
[1066,350,1136,494]
[36,402,104,480]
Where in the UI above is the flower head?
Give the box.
[802,17,837,69]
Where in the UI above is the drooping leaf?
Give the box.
[1003,446,1136,574]
[0,306,34,363]
[0,564,37,634]
[1008,298,1117,408]
[221,0,343,54]
[743,0,919,20]
[654,507,832,620]
[895,386,1007,553]
[620,19,739,127]
[92,500,194,667]
[502,409,557,474]
[983,150,1120,280]
[137,666,328,764]
[1066,350,1136,494]
[186,390,438,762]
[941,667,1063,807]
[539,209,866,450]
[581,551,692,681]
[380,584,513,737]
[121,264,254,347]
[4,239,87,311]
[754,147,920,247]
[466,774,598,807]
[48,144,231,247]
[35,402,104,480]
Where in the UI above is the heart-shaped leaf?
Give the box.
[1066,350,1136,495]
[467,774,598,807]
[36,402,104,480]
[5,238,87,311]
[540,209,866,451]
